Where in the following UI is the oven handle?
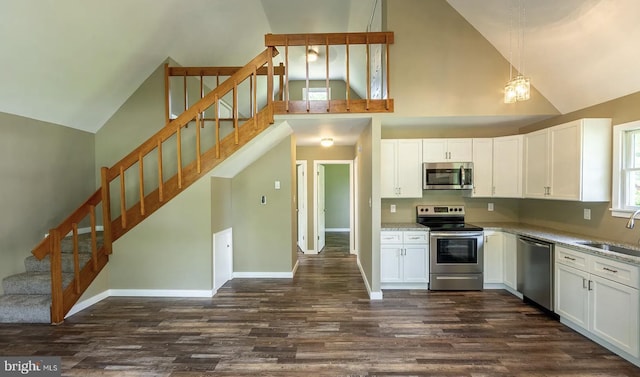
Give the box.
[430,231,484,238]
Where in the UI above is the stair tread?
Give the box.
[0,294,51,323]
[3,272,74,295]
[24,254,92,273]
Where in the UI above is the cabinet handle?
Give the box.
[582,278,587,289]
[408,236,420,240]
[398,187,402,195]
[563,256,576,261]
[492,186,496,195]
[603,267,619,274]
[588,280,593,291]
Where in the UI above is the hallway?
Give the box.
[0,251,637,376]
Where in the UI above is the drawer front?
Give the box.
[591,255,639,288]
[381,231,403,244]
[556,246,589,270]
[403,231,429,244]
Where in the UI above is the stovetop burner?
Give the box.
[416,205,483,232]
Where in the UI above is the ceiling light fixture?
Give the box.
[504,0,530,104]
[320,137,334,147]
[307,48,319,62]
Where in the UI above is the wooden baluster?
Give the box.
[325,36,330,112]
[196,113,202,174]
[100,167,113,255]
[89,205,98,271]
[119,166,126,229]
[267,46,274,108]
[346,35,351,112]
[253,67,257,116]
[305,36,310,112]
[200,73,205,128]
[366,35,371,111]
[278,62,284,101]
[215,94,220,158]
[285,39,289,112]
[72,223,80,294]
[183,73,188,112]
[164,63,170,125]
[138,152,145,216]
[233,81,239,144]
[49,228,63,324]
[249,68,254,118]
[386,35,391,110]
[177,126,183,189]
[157,138,164,202]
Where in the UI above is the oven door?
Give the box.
[429,231,484,274]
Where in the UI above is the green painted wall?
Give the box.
[0,112,95,294]
[324,164,350,229]
[231,136,296,273]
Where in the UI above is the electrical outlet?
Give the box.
[584,208,591,220]
[488,203,494,211]
[261,195,267,205]
[390,204,396,213]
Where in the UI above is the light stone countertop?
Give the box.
[381,223,428,231]
[473,222,640,266]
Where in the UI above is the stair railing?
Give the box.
[31,46,278,324]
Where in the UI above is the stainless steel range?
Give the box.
[416,205,484,290]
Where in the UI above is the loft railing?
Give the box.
[163,64,286,126]
[31,46,278,324]
[264,32,394,114]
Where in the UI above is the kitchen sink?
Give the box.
[576,241,640,258]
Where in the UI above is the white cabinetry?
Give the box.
[524,118,611,201]
[380,230,429,288]
[381,139,423,198]
[555,246,640,357]
[483,231,504,284]
[423,138,472,162]
[472,136,524,198]
[503,232,518,291]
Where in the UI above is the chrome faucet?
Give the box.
[626,209,640,229]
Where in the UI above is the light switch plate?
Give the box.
[390,204,396,213]
[275,180,281,190]
[584,208,591,220]
[488,203,494,211]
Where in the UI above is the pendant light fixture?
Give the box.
[504,0,530,103]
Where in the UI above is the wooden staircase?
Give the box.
[25,32,394,324]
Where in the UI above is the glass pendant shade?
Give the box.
[504,74,530,103]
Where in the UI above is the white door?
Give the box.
[396,139,423,198]
[317,164,326,252]
[380,246,403,282]
[403,245,429,283]
[380,140,398,198]
[549,121,581,200]
[555,263,590,330]
[422,139,448,162]
[483,231,504,284]
[493,135,523,198]
[447,138,473,161]
[213,228,233,292]
[296,163,306,251]
[503,233,518,290]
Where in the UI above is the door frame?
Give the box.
[313,160,356,255]
[296,160,308,253]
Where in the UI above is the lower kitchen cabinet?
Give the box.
[380,231,428,288]
[502,232,518,291]
[555,246,640,357]
[483,231,504,283]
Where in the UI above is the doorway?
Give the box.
[296,161,307,252]
[313,160,356,255]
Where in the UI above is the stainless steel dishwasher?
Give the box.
[517,236,554,312]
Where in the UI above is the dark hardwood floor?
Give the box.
[0,246,639,376]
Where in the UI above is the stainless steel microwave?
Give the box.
[423,162,473,190]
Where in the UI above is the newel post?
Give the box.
[267,47,274,106]
[49,229,64,324]
[101,167,113,255]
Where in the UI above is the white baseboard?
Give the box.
[326,228,350,232]
[65,290,110,318]
[357,257,383,300]
[303,249,318,255]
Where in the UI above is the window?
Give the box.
[612,121,640,217]
[302,87,331,101]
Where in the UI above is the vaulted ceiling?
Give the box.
[1,0,638,134]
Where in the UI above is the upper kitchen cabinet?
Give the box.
[423,138,472,162]
[524,118,612,201]
[381,139,423,198]
[471,135,524,198]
